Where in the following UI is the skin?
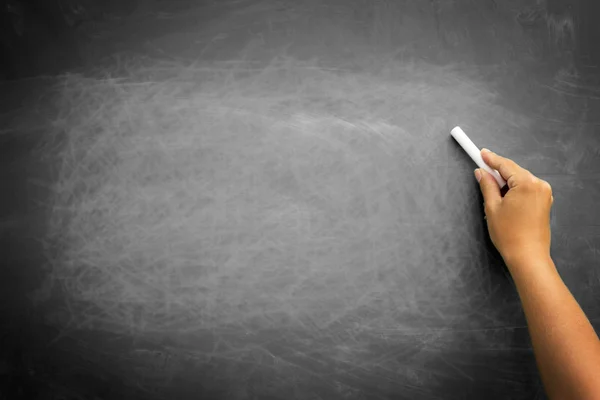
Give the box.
[475,148,600,400]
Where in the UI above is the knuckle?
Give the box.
[519,172,537,189]
[528,174,538,184]
[538,178,552,192]
[533,178,553,201]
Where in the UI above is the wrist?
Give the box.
[502,250,554,276]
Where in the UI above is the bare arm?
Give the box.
[475,148,600,399]
[507,253,600,399]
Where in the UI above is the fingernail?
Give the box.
[474,169,482,182]
[481,148,491,154]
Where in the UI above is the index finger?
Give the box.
[481,149,523,188]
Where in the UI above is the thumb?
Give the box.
[476,169,501,207]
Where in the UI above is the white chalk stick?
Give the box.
[450,126,507,189]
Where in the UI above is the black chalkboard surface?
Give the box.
[1,1,600,399]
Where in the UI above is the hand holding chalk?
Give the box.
[472,147,553,266]
[450,126,507,189]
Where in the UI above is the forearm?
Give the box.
[506,254,600,399]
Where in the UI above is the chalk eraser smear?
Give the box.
[450,126,507,189]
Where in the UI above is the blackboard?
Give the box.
[1,2,600,400]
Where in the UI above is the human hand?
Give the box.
[475,149,553,267]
